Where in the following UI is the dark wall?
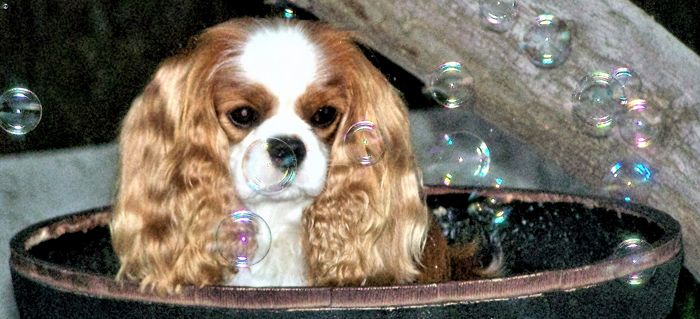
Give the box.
[0,0,697,154]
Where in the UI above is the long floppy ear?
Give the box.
[302,38,429,286]
[110,30,240,294]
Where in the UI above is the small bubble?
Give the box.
[241,137,297,193]
[215,210,272,268]
[424,131,490,186]
[343,121,385,166]
[572,71,619,137]
[618,99,662,148]
[427,62,473,108]
[1,3,8,10]
[522,14,572,68]
[479,0,518,32]
[612,237,656,285]
[602,159,653,202]
[468,197,511,226]
[0,88,43,135]
[610,67,643,105]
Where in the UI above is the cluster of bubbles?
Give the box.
[0,88,43,135]
[569,66,661,203]
[479,1,572,68]
[215,210,272,268]
[611,237,656,285]
[572,67,661,147]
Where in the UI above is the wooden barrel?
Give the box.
[10,187,682,318]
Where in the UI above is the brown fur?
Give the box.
[111,18,490,294]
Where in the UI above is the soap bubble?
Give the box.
[610,67,643,105]
[242,137,297,193]
[468,197,511,227]
[428,62,473,108]
[618,99,662,148]
[479,0,518,32]
[215,210,272,268]
[602,159,653,202]
[572,71,619,137]
[522,14,572,68]
[425,131,490,186]
[612,237,656,285]
[343,121,385,166]
[0,88,43,135]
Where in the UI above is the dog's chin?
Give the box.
[238,183,322,204]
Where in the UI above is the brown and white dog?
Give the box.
[110,18,497,294]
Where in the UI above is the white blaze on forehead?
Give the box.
[238,25,320,106]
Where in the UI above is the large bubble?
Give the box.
[242,137,297,193]
[428,62,473,109]
[522,14,572,68]
[215,210,272,268]
[343,121,385,166]
[612,237,656,285]
[425,131,491,186]
[572,71,619,137]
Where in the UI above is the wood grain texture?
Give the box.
[280,0,700,278]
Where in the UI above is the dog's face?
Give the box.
[217,25,342,203]
[112,19,430,292]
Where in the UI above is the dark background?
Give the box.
[0,0,698,154]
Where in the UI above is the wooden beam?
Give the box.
[280,0,700,278]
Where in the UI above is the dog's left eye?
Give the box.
[310,106,337,128]
[227,106,259,128]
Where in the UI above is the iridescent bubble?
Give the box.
[618,99,662,148]
[468,197,511,226]
[242,137,297,193]
[428,62,473,108]
[522,14,572,68]
[602,159,653,202]
[215,210,272,268]
[343,121,385,166]
[613,237,656,285]
[425,131,490,186]
[610,67,643,105]
[0,88,43,135]
[479,0,518,32]
[572,71,619,137]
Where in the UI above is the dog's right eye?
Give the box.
[227,106,259,128]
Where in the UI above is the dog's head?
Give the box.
[111,19,428,293]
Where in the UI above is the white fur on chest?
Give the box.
[227,199,310,287]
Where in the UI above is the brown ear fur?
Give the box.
[110,22,252,294]
[301,33,429,286]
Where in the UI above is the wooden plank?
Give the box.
[279,0,700,278]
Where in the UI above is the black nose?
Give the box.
[267,136,306,170]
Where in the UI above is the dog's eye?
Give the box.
[310,106,337,128]
[227,106,259,128]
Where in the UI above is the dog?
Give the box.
[110,18,498,294]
